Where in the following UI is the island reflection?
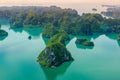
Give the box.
[41,62,72,80]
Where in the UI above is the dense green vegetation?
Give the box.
[0,29,8,36]
[0,6,120,36]
[47,30,70,44]
[75,38,94,46]
[42,23,58,38]
[8,10,120,36]
[104,18,120,33]
[4,6,78,29]
[0,29,8,40]
[38,32,73,68]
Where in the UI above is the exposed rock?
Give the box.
[37,42,73,68]
[38,32,73,68]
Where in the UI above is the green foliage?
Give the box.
[38,32,73,68]
[42,23,58,38]
[10,13,26,28]
[75,38,94,46]
[48,30,70,45]
[1,6,120,35]
[104,18,120,27]
[12,20,23,28]
[0,29,8,36]
[76,13,104,35]
[38,42,73,67]
[24,11,40,25]
[6,6,78,29]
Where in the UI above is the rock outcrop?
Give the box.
[0,29,8,37]
[75,38,94,46]
[38,42,73,68]
[38,32,73,68]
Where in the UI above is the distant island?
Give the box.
[101,5,120,18]
[102,5,117,7]
[0,29,8,40]
[92,8,97,11]
[75,38,94,46]
[0,29,8,36]
[0,6,120,68]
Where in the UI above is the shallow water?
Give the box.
[0,19,120,80]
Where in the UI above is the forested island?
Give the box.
[0,26,8,40]
[0,29,8,36]
[0,6,120,68]
[38,31,73,68]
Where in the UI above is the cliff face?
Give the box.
[38,42,73,68]
[38,32,73,68]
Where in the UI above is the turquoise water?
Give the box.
[0,21,120,80]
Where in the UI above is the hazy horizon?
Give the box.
[0,0,120,6]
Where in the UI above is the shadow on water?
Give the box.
[41,33,101,50]
[75,33,101,41]
[73,33,102,50]
[11,27,43,39]
[0,19,9,41]
[105,33,120,47]
[23,28,42,37]
[0,35,8,41]
[0,19,9,25]
[11,28,23,33]
[42,36,49,45]
[117,40,120,47]
[75,44,94,49]
[41,62,72,80]
[42,34,74,46]
[105,33,118,40]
